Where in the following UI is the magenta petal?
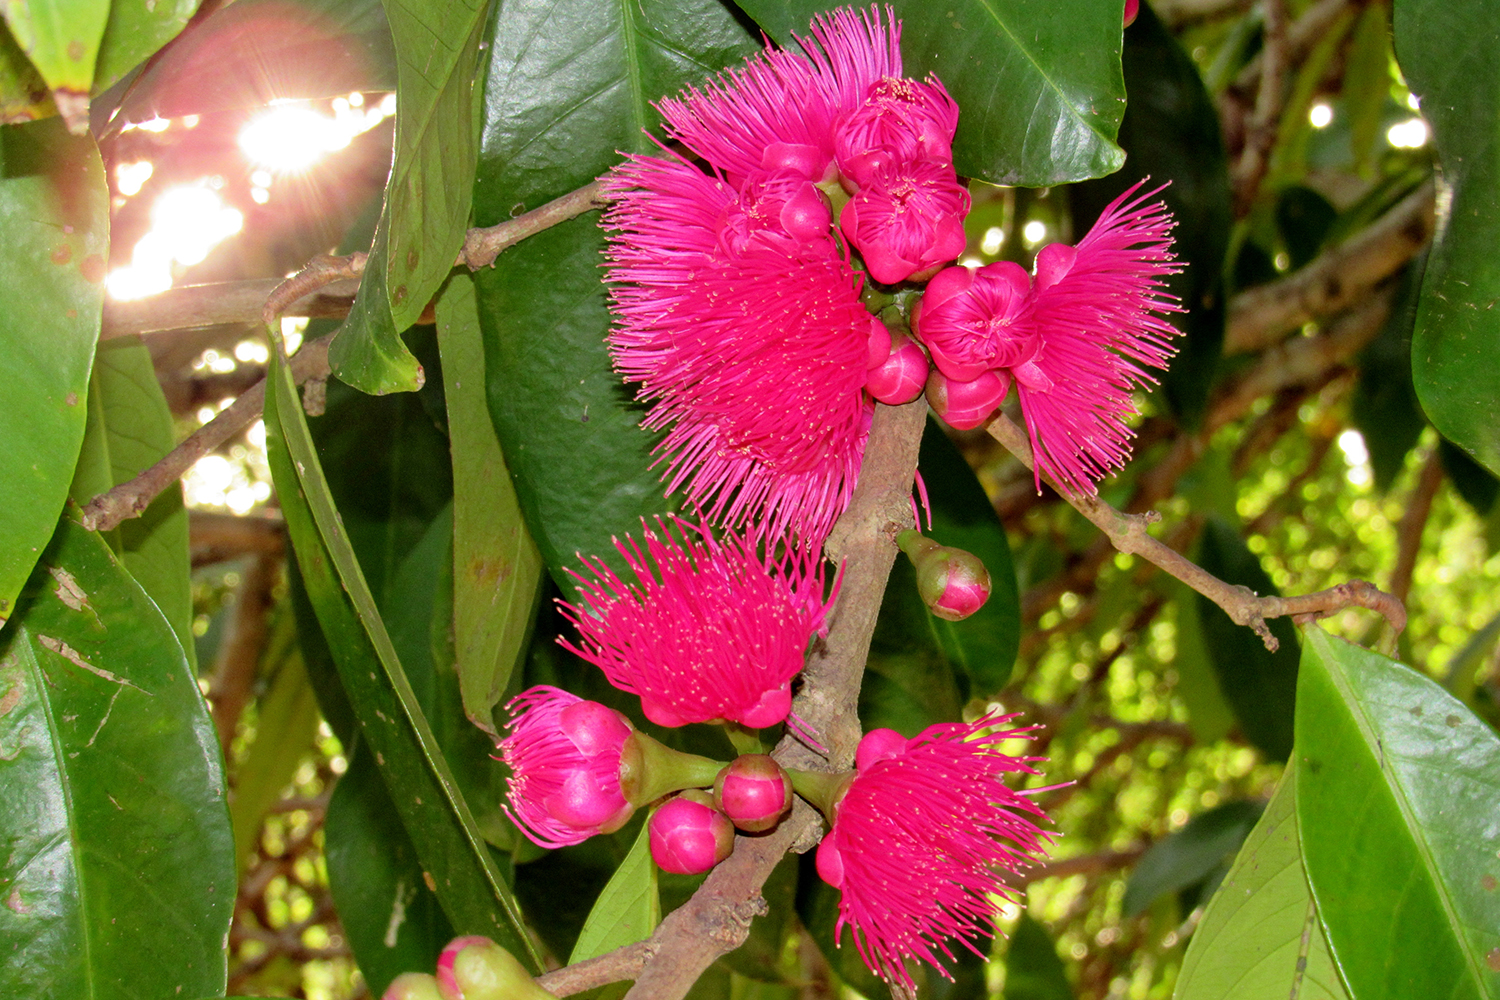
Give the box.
[866,334,929,404]
[927,369,1010,431]
[1032,242,1077,292]
[815,828,846,888]
[866,315,893,370]
[855,728,909,771]
[921,265,976,312]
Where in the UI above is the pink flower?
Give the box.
[835,75,960,188]
[558,516,836,729]
[605,156,875,545]
[649,793,736,874]
[499,687,636,849]
[839,158,970,284]
[912,182,1181,493]
[814,717,1053,990]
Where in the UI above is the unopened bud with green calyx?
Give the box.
[435,936,557,1000]
[618,730,727,806]
[650,789,736,874]
[896,530,991,621]
[383,972,444,1000]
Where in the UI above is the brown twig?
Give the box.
[988,414,1405,651]
[208,551,281,754]
[1231,0,1290,213]
[80,335,332,533]
[1225,180,1435,355]
[536,942,661,998]
[462,181,609,269]
[619,399,928,1000]
[1389,446,1444,607]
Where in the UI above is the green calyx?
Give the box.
[788,768,856,822]
[618,730,727,806]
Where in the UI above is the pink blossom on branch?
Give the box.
[813,717,1053,990]
[912,182,1182,493]
[558,516,836,730]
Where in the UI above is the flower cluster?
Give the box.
[913,182,1181,494]
[604,5,967,548]
[493,4,1184,992]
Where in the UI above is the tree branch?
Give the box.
[619,399,929,1000]
[987,414,1405,651]
[536,942,662,998]
[1231,0,1290,214]
[1389,445,1444,607]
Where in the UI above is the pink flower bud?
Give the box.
[839,160,970,285]
[897,530,992,621]
[650,792,736,874]
[924,368,1010,431]
[719,169,833,253]
[1124,0,1140,26]
[834,75,960,189]
[714,754,793,833]
[911,261,1034,382]
[384,972,444,1000]
[499,688,636,849]
[435,936,554,1000]
[866,315,893,370]
[865,332,929,405]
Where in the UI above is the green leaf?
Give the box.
[1122,799,1264,917]
[263,333,540,969]
[0,118,105,629]
[0,21,52,124]
[1193,517,1299,761]
[1174,769,1350,1000]
[1169,583,1235,745]
[93,0,198,96]
[110,0,396,126]
[863,555,965,736]
[917,418,1020,695]
[1395,0,1500,478]
[0,512,234,1000]
[436,275,543,737]
[474,221,674,592]
[0,0,108,130]
[1295,626,1500,1000]
[70,336,195,668]
[471,0,758,589]
[731,0,1125,186]
[1069,0,1230,424]
[1342,2,1393,172]
[1442,436,1500,517]
[326,748,457,998]
[1002,914,1072,1000]
[569,818,661,964]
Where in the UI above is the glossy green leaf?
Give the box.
[918,418,1020,695]
[263,335,540,969]
[1193,517,1299,761]
[0,512,234,1000]
[93,0,198,96]
[0,21,52,124]
[570,819,661,964]
[731,0,1125,186]
[863,555,965,736]
[436,275,543,737]
[471,0,757,589]
[1174,769,1350,1000]
[1295,626,1500,1000]
[1395,0,1500,477]
[326,749,456,998]
[474,220,674,592]
[1169,584,1234,745]
[0,0,108,130]
[1442,436,1500,517]
[1123,799,1264,917]
[70,336,195,668]
[1002,914,1072,1000]
[110,0,395,126]
[1070,0,1230,424]
[0,118,105,629]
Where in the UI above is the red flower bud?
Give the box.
[866,332,930,405]
[650,791,736,874]
[714,754,793,833]
[896,530,992,621]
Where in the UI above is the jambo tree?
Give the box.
[1,0,1498,998]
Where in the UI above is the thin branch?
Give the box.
[80,335,332,533]
[207,551,280,754]
[1225,180,1434,354]
[463,181,608,269]
[1389,446,1444,607]
[536,942,661,998]
[988,414,1405,651]
[1231,0,1291,214]
[619,399,929,1000]
[1003,844,1150,889]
